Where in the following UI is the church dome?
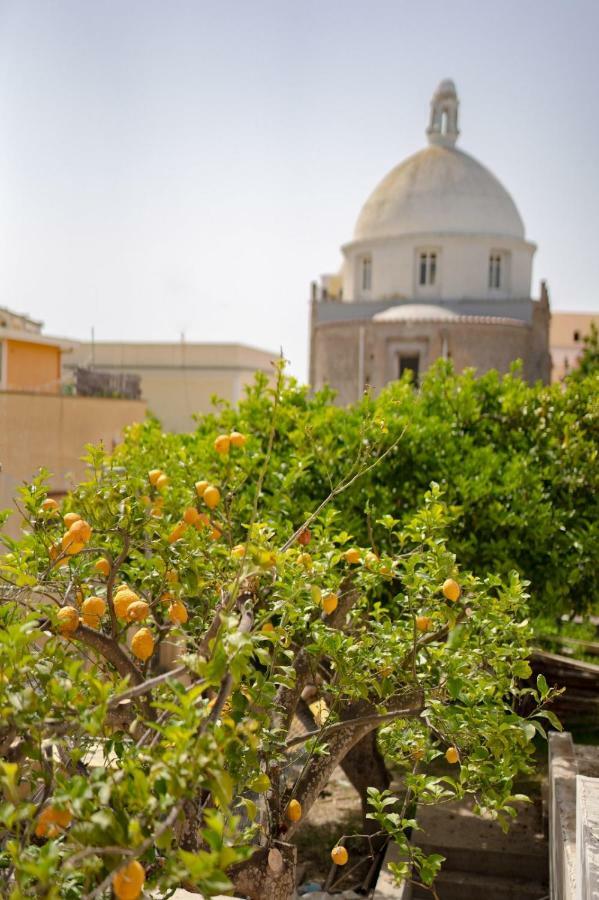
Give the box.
[353,81,525,243]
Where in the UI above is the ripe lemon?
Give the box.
[61,531,81,553]
[183,506,201,525]
[40,498,59,512]
[126,600,150,623]
[35,805,72,838]
[331,845,348,866]
[231,544,246,559]
[114,588,138,620]
[261,622,275,633]
[71,519,92,542]
[214,434,231,454]
[195,512,210,529]
[168,522,187,544]
[57,606,79,635]
[148,469,163,486]
[155,474,169,490]
[415,615,432,632]
[112,860,145,900]
[195,480,209,498]
[203,485,220,509]
[81,596,106,628]
[63,512,81,528]
[131,627,154,661]
[343,548,360,564]
[442,578,461,602]
[445,746,460,765]
[286,799,302,822]
[167,600,188,625]
[94,557,110,577]
[322,592,338,615]
[229,431,246,448]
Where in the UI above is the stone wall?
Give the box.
[311,314,544,404]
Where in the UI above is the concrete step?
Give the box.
[413,797,548,882]
[412,870,549,900]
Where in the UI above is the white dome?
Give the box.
[353,145,525,242]
[373,304,458,322]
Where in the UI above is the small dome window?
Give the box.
[361,256,372,292]
[489,254,502,289]
[419,252,437,286]
[489,251,510,291]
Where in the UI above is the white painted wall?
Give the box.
[341,233,535,302]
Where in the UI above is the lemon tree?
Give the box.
[0,368,560,898]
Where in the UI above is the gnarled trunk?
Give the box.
[229,841,297,900]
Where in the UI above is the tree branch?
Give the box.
[107,664,188,709]
[285,707,422,750]
[72,624,143,686]
[279,424,408,553]
[284,692,424,838]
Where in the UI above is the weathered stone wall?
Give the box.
[549,732,577,900]
[311,313,546,402]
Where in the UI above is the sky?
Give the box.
[0,0,598,379]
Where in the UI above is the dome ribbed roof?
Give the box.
[353,145,525,242]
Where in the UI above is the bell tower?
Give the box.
[426,79,459,148]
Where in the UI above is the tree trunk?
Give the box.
[229,841,297,900]
[296,699,391,826]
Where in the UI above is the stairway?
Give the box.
[409,792,549,900]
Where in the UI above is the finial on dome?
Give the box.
[426,79,459,148]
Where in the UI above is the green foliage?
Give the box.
[568,321,599,381]
[154,359,597,621]
[0,364,574,896]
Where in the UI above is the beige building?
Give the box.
[62,340,275,432]
[550,312,598,381]
[1,310,274,537]
[310,80,552,402]
[0,309,146,537]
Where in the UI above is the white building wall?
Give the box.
[342,234,535,302]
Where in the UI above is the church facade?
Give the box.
[309,80,551,404]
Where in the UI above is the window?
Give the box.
[489,254,502,289]
[361,256,372,292]
[574,331,580,342]
[419,252,437,286]
[399,354,420,383]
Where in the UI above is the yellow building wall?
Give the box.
[6,339,61,393]
[0,392,146,538]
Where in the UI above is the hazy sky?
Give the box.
[0,0,598,378]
